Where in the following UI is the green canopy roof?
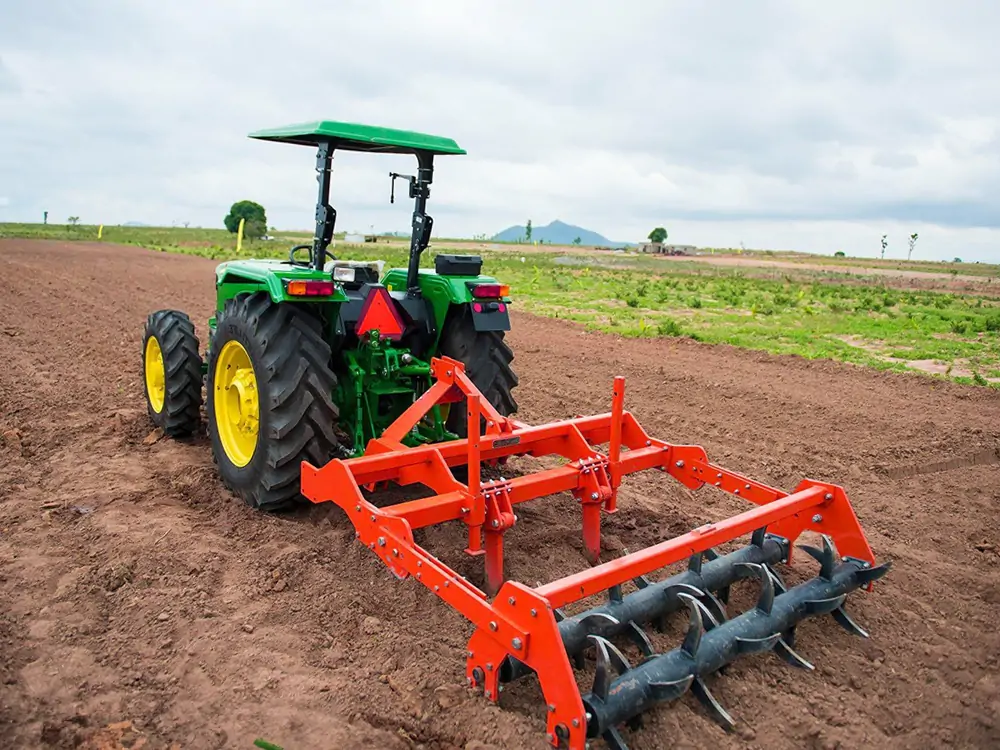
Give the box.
[248,120,466,155]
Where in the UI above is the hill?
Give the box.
[492,220,627,247]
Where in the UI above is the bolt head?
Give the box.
[676,460,685,468]
[512,637,523,650]
[572,718,580,728]
[824,492,834,501]
[508,596,516,605]
[530,608,537,617]
[377,537,386,547]
[355,504,361,512]
[491,519,499,528]
[590,492,599,501]
[489,621,498,631]
[812,514,823,523]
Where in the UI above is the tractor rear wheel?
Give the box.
[438,305,518,437]
[142,309,203,437]
[206,292,341,512]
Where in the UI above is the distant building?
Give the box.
[639,242,697,255]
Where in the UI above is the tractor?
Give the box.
[141,120,518,510]
[139,121,888,750]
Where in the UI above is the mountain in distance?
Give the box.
[491,219,630,247]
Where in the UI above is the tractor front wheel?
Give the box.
[438,304,519,436]
[206,292,341,512]
[142,309,203,437]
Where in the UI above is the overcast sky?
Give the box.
[1,1,998,261]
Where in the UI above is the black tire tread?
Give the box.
[143,309,203,437]
[207,293,340,512]
[438,305,519,435]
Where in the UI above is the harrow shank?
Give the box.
[300,356,884,749]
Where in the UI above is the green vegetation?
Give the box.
[648,226,667,243]
[2,222,998,388]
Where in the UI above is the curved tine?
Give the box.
[804,594,846,616]
[800,534,837,581]
[609,584,624,603]
[677,592,705,658]
[736,632,781,654]
[681,592,721,630]
[626,621,656,659]
[751,526,767,548]
[664,582,704,604]
[855,560,892,587]
[833,605,870,638]
[553,607,567,623]
[649,674,694,702]
[775,636,815,669]
[735,562,774,615]
[589,635,613,701]
[692,677,736,731]
[589,634,633,676]
[697,589,728,627]
[633,574,652,590]
[577,611,621,633]
[763,564,789,594]
[703,547,720,562]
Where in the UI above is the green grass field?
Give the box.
[3,222,998,387]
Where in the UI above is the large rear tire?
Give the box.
[142,309,203,437]
[206,292,341,512]
[438,305,518,436]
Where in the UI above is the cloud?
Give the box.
[0,1,998,260]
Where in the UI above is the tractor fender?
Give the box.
[214,260,349,306]
[381,268,511,342]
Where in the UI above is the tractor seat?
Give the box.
[324,259,385,289]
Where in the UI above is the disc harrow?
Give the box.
[300,356,889,749]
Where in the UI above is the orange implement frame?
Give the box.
[300,356,877,749]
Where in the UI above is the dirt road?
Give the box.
[1,239,998,750]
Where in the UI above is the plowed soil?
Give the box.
[1,239,998,750]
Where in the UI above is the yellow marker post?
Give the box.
[236,217,245,252]
[97,224,103,239]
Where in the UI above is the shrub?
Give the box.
[657,317,684,337]
[985,313,1000,332]
[950,318,971,335]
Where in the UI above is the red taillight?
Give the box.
[470,283,510,298]
[473,302,483,313]
[287,280,335,296]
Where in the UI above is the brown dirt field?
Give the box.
[1,238,999,750]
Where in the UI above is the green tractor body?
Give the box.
[142,120,518,510]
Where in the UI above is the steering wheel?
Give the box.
[288,244,337,266]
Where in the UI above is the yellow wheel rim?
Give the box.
[144,336,166,414]
[214,339,259,468]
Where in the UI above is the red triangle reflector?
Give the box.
[355,286,406,341]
